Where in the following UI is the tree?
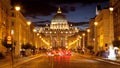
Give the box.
[1,38,12,48]
[21,43,33,49]
[86,45,93,51]
[1,36,16,48]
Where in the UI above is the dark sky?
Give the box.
[11,0,109,27]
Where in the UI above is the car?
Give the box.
[46,49,72,56]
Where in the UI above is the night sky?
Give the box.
[11,0,109,29]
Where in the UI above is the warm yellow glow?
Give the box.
[50,31,52,34]
[39,36,50,46]
[27,21,31,26]
[33,29,37,32]
[100,35,103,47]
[109,7,114,12]
[82,33,85,36]
[69,38,79,46]
[66,46,68,48]
[57,7,62,14]
[66,32,68,34]
[94,22,98,26]
[39,36,41,38]
[79,36,82,39]
[87,29,90,33]
[11,29,14,35]
[41,38,50,46]
[37,33,39,36]
[15,6,21,11]
[50,46,52,48]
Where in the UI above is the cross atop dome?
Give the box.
[57,7,62,14]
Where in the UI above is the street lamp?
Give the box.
[94,22,98,53]
[108,7,116,60]
[33,28,37,48]
[79,36,82,49]
[27,21,31,26]
[27,21,31,43]
[94,22,98,26]
[109,7,114,12]
[87,28,90,46]
[11,28,14,68]
[109,7,114,45]
[33,28,37,33]
[82,33,85,53]
[10,6,21,68]
[15,6,21,11]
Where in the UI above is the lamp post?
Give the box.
[87,28,90,46]
[33,28,37,48]
[108,7,116,60]
[13,5,21,55]
[15,6,21,11]
[94,22,98,53]
[27,21,31,43]
[10,6,21,68]
[82,33,85,53]
[11,29,14,68]
[109,7,114,46]
[78,36,82,50]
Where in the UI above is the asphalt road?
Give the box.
[15,53,120,68]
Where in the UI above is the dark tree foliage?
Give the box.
[86,45,93,51]
[21,43,35,49]
[1,38,12,48]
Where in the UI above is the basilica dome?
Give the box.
[50,7,69,30]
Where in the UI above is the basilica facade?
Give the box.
[40,7,79,49]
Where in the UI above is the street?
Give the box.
[14,53,120,68]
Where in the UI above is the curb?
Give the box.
[79,54,120,65]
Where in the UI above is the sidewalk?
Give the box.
[79,53,120,65]
[0,54,43,68]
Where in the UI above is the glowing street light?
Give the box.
[37,33,39,36]
[82,33,85,52]
[27,21,31,26]
[87,29,90,33]
[87,28,90,46]
[94,22,98,53]
[15,6,21,11]
[109,7,114,12]
[94,22,98,26]
[27,21,31,43]
[33,29,37,33]
[78,36,82,49]
[108,7,116,60]
[82,33,85,36]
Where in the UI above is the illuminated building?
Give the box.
[40,7,79,49]
[94,7,115,51]
[0,0,12,53]
[110,0,120,40]
[10,7,39,56]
